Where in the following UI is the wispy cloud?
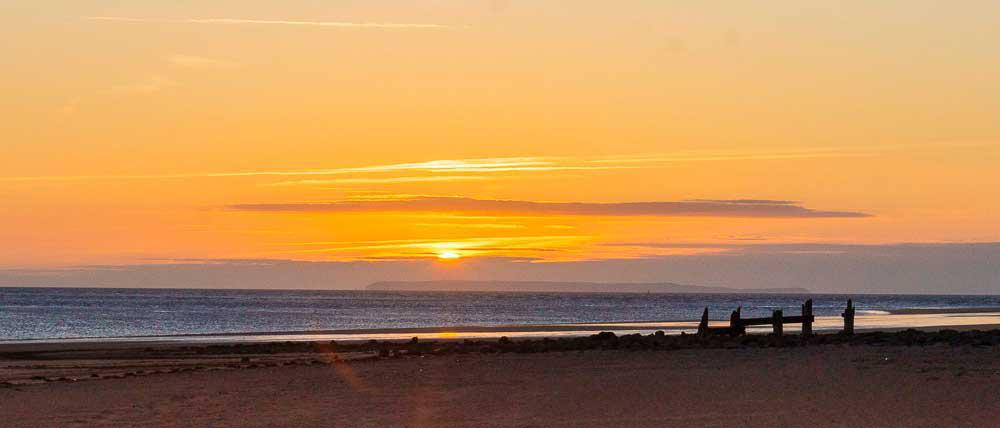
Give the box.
[413,222,526,229]
[585,142,1000,165]
[287,235,582,251]
[86,16,450,29]
[584,148,869,164]
[230,196,871,218]
[0,157,612,183]
[332,158,582,173]
[689,199,799,205]
[274,235,587,260]
[7,144,985,184]
[0,150,879,183]
[268,175,492,186]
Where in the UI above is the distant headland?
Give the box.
[366,280,810,294]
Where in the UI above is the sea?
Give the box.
[2,287,999,342]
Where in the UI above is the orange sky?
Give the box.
[3,1,1000,269]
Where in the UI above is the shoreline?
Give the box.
[2,310,1000,353]
[3,323,1000,354]
[888,307,1000,314]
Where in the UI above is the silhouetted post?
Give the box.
[842,299,855,335]
[729,307,743,336]
[801,299,814,336]
[772,310,783,336]
[698,308,709,336]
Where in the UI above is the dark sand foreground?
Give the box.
[2,333,1000,427]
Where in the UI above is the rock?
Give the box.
[591,332,618,341]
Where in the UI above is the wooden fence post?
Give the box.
[801,299,813,336]
[842,299,855,335]
[698,307,709,336]
[772,309,783,336]
[729,307,743,336]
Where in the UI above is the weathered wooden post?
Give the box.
[729,307,743,336]
[801,299,814,336]
[698,307,709,336]
[772,309,783,336]
[842,299,855,335]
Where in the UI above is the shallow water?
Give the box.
[2,287,999,341]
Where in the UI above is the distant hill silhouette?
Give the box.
[366,280,809,294]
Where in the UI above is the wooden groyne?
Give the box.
[698,299,856,337]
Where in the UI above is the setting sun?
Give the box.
[437,251,462,260]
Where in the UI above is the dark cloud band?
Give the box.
[230,197,870,218]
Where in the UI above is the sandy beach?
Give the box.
[2,327,999,428]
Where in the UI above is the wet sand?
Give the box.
[889,307,1000,315]
[2,344,999,428]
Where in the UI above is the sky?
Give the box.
[2,1,999,293]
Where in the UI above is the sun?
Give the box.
[437,251,462,260]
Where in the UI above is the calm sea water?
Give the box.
[2,288,999,341]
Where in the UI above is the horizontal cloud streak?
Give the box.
[269,176,491,186]
[0,157,560,182]
[7,143,998,183]
[86,16,450,29]
[0,149,893,183]
[230,197,871,218]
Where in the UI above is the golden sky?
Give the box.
[3,1,1000,269]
